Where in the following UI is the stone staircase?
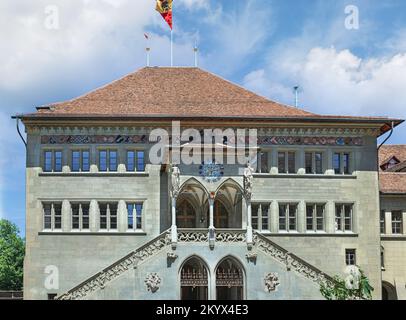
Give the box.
[58,229,334,300]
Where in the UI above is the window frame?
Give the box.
[71,149,91,172]
[391,211,403,235]
[277,150,296,174]
[335,203,354,232]
[279,203,298,232]
[98,149,119,172]
[127,202,144,231]
[252,203,270,232]
[126,150,146,172]
[42,202,62,231]
[43,150,63,173]
[333,151,353,175]
[306,203,326,232]
[345,249,356,266]
[305,151,324,174]
[71,203,90,231]
[99,202,118,231]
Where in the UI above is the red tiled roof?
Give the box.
[20,67,402,128]
[379,145,406,167]
[380,172,406,194]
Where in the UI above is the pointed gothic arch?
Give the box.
[215,256,245,300]
[179,256,210,300]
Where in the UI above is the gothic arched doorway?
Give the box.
[215,257,245,300]
[176,199,197,228]
[180,257,209,300]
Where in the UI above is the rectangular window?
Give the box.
[137,151,145,172]
[343,153,350,174]
[72,151,81,172]
[252,204,270,231]
[54,203,62,230]
[305,152,313,174]
[333,153,341,174]
[279,204,287,231]
[82,151,90,172]
[47,294,57,300]
[288,152,296,173]
[306,204,325,231]
[99,150,108,172]
[43,204,52,229]
[71,204,80,230]
[99,203,118,231]
[278,152,296,174]
[279,204,297,232]
[380,211,385,234]
[127,151,135,172]
[335,204,353,232]
[259,152,269,173]
[54,151,62,172]
[109,150,118,172]
[44,151,53,172]
[127,203,143,230]
[315,152,323,174]
[71,203,90,230]
[392,211,403,234]
[334,152,351,174]
[72,150,90,172]
[345,249,356,266]
[278,152,286,173]
[288,205,297,231]
[43,203,62,230]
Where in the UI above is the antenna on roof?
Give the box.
[293,85,302,108]
[194,40,199,67]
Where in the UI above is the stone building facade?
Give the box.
[16,67,404,300]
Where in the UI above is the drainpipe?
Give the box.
[12,115,27,148]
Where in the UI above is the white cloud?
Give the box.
[244,47,406,121]
[177,0,210,10]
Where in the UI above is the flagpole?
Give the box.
[170,29,173,67]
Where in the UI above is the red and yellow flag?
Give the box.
[156,0,173,29]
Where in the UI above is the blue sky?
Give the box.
[1,0,405,234]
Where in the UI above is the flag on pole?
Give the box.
[144,33,149,40]
[156,0,173,29]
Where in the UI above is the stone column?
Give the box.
[208,198,215,249]
[403,211,406,235]
[326,201,336,233]
[385,211,392,235]
[297,148,306,175]
[89,200,98,232]
[246,200,253,248]
[326,148,334,175]
[270,149,278,174]
[298,201,306,233]
[118,200,127,232]
[270,201,279,233]
[171,197,178,248]
[62,200,71,232]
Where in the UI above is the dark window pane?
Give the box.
[345,249,356,265]
[137,151,145,172]
[135,204,143,229]
[99,151,107,172]
[344,205,352,231]
[110,204,118,229]
[54,204,62,229]
[109,151,118,172]
[333,153,341,174]
[252,205,259,230]
[54,152,62,172]
[305,153,313,174]
[392,211,402,234]
[127,151,135,172]
[306,205,314,230]
[72,204,80,229]
[278,152,286,173]
[260,152,268,173]
[380,211,385,234]
[82,151,90,172]
[279,204,287,230]
[343,153,350,174]
[44,152,52,172]
[288,152,295,173]
[316,205,324,231]
[262,205,269,230]
[335,205,343,231]
[127,204,134,229]
[82,204,90,229]
[315,153,323,174]
[99,204,107,230]
[72,151,80,172]
[44,204,52,229]
[288,205,297,230]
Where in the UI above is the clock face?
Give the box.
[199,161,224,183]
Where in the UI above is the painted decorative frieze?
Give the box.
[258,136,363,146]
[41,134,150,145]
